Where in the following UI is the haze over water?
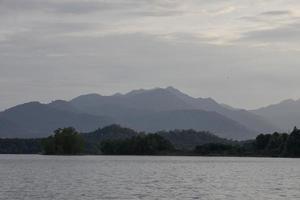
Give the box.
[0,155,299,200]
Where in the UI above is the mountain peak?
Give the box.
[125,88,147,96]
[49,100,68,105]
[4,101,43,112]
[125,87,176,96]
[70,93,103,102]
[279,99,296,105]
[165,86,179,91]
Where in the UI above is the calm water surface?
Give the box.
[0,155,299,200]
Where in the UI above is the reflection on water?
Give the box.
[0,155,299,200]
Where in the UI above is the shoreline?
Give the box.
[0,153,298,159]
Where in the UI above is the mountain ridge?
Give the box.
[0,102,113,138]
[70,87,278,134]
[252,98,300,131]
[0,87,280,139]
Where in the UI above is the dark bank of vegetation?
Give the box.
[0,138,42,154]
[100,134,174,155]
[193,127,300,157]
[83,125,231,154]
[0,125,299,157]
[42,127,84,155]
[194,143,243,156]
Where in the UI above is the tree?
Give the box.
[255,134,271,151]
[100,134,174,155]
[194,143,242,155]
[284,127,300,157]
[42,127,84,155]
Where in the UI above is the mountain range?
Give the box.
[252,99,300,132]
[1,86,297,140]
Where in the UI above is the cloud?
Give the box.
[1,0,300,110]
[0,0,103,14]
[260,10,292,16]
[0,0,183,15]
[209,6,236,16]
[241,22,300,43]
[127,10,184,17]
[1,31,300,109]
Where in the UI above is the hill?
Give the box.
[70,87,277,139]
[252,99,300,131]
[0,102,113,138]
[0,125,232,154]
[122,110,255,140]
[0,87,279,139]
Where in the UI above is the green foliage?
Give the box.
[0,138,42,154]
[193,127,300,157]
[100,134,174,155]
[255,134,272,150]
[83,124,138,154]
[254,132,289,156]
[254,132,288,156]
[284,127,300,157]
[157,129,230,150]
[83,125,230,153]
[194,143,243,156]
[1,124,300,157]
[42,127,84,155]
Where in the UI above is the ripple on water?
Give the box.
[0,155,299,200]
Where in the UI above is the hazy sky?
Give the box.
[1,0,300,110]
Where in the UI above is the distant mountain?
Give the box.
[70,87,278,139]
[122,110,255,140]
[48,100,81,113]
[252,99,300,131]
[0,87,279,139]
[69,88,193,117]
[0,102,113,138]
[165,87,279,134]
[0,118,30,138]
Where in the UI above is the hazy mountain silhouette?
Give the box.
[164,87,279,133]
[252,99,300,131]
[0,118,31,138]
[70,87,278,137]
[0,102,113,138]
[0,87,279,139]
[122,110,255,140]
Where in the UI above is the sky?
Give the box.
[1,0,300,110]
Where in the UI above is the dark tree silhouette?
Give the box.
[100,134,174,155]
[42,127,84,155]
[284,127,300,157]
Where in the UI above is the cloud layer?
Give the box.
[1,0,300,110]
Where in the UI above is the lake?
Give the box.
[0,155,299,200]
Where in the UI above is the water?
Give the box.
[0,155,299,200]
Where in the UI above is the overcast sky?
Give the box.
[1,0,300,110]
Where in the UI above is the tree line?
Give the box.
[193,127,300,157]
[0,125,299,157]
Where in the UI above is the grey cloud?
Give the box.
[0,0,101,14]
[127,10,184,17]
[0,21,105,51]
[239,9,294,24]
[0,0,182,15]
[0,0,133,15]
[260,10,292,16]
[1,31,300,110]
[1,0,300,111]
[241,22,300,42]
